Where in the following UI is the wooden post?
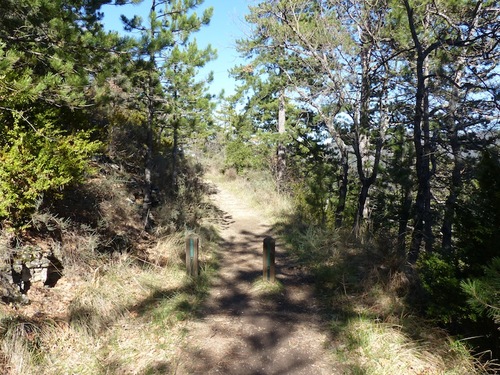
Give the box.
[186,234,199,277]
[263,237,276,282]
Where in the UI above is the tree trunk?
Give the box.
[143,102,154,231]
[441,67,465,258]
[354,180,370,235]
[422,74,434,254]
[335,149,349,228]
[441,142,461,256]
[398,185,413,257]
[172,119,179,194]
[171,87,180,195]
[351,23,387,238]
[404,1,434,263]
[276,88,286,192]
[142,0,158,231]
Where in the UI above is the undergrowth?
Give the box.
[277,221,488,374]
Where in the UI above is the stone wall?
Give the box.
[0,242,63,303]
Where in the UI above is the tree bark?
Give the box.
[441,67,465,258]
[143,95,154,230]
[352,33,371,236]
[404,1,434,263]
[172,119,179,194]
[335,148,349,228]
[398,185,413,257]
[276,87,286,192]
[143,0,158,231]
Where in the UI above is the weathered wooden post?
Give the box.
[186,234,199,277]
[263,236,276,282]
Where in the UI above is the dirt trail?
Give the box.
[176,184,338,374]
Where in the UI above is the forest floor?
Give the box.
[176,181,342,374]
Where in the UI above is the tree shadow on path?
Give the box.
[177,197,340,375]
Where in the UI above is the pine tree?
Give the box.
[119,0,215,228]
[0,0,116,224]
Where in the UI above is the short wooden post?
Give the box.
[186,234,199,277]
[263,237,276,282]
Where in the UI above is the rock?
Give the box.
[0,243,64,301]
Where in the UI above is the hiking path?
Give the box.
[176,183,340,374]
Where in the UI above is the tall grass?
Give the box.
[0,236,215,375]
[0,157,220,374]
[278,223,483,374]
[335,317,476,375]
[205,167,293,222]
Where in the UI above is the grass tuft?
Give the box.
[251,278,285,298]
[336,317,477,374]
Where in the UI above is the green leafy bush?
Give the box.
[417,253,471,323]
[224,138,265,173]
[0,119,101,224]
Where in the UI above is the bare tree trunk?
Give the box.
[172,119,179,194]
[398,186,413,257]
[276,88,286,192]
[441,138,462,256]
[171,87,180,195]
[422,73,435,254]
[335,149,349,228]
[441,68,465,257]
[352,34,371,236]
[143,0,158,231]
[404,1,434,263]
[143,98,154,231]
[354,181,370,234]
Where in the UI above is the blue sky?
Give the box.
[101,0,253,97]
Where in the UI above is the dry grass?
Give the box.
[312,244,482,374]
[0,244,209,375]
[43,255,189,374]
[205,168,293,222]
[145,233,184,267]
[334,317,477,375]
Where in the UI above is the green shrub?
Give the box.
[417,253,471,323]
[462,257,500,326]
[0,120,101,224]
[224,138,265,173]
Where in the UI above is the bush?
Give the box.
[0,121,101,224]
[417,253,471,323]
[462,257,500,327]
[224,138,265,173]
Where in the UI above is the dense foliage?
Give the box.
[0,0,215,227]
[0,0,112,222]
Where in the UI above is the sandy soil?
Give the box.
[176,184,340,375]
